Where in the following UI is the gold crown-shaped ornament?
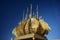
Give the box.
[11,4,51,40]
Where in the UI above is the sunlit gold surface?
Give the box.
[12,18,51,37]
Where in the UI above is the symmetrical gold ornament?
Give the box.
[12,4,51,40]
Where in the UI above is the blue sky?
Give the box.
[1,0,60,40]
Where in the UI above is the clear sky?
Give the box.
[1,0,60,40]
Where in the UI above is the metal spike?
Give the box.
[29,4,32,18]
[25,7,28,20]
[33,12,34,17]
[36,4,38,18]
[22,10,24,21]
[11,38,13,40]
[39,16,42,19]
